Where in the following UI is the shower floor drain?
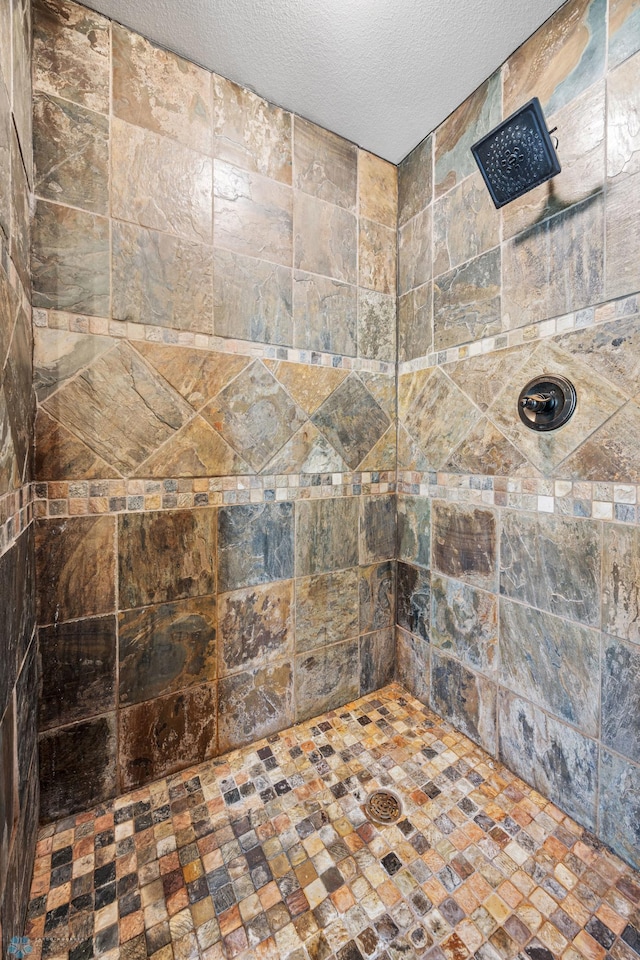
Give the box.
[363,789,402,825]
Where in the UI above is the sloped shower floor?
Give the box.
[25,685,640,960]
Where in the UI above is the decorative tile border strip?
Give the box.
[0,484,35,558]
[34,472,397,518]
[398,291,640,376]
[398,470,640,524]
[33,309,395,375]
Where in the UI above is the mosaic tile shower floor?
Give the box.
[25,685,640,960]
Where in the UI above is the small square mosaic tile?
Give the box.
[26,684,640,959]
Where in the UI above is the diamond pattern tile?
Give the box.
[25,684,640,960]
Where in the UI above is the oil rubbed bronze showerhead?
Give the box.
[471,97,561,209]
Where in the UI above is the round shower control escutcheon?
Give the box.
[518,374,577,432]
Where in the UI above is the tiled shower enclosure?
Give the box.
[0,0,639,953]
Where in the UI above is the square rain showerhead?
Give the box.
[471,97,561,209]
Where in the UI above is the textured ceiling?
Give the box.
[84,0,566,164]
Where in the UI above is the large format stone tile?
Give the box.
[402,369,481,471]
[112,22,212,153]
[43,341,193,475]
[398,283,432,363]
[295,568,359,653]
[261,422,346,475]
[33,0,110,113]
[293,118,357,211]
[218,581,293,676]
[609,0,640,67]
[311,375,390,471]
[34,327,113,402]
[431,576,497,678]
[599,750,640,870]
[500,599,600,735]
[218,502,294,592]
[203,360,306,472]
[135,416,250,478]
[398,135,432,226]
[214,160,293,267]
[602,636,640,763]
[39,714,117,821]
[292,271,357,356]
[503,0,606,117]
[397,495,430,570]
[553,315,640,397]
[294,192,357,284]
[502,192,605,329]
[398,206,431,295]
[2,303,33,482]
[359,495,396,564]
[10,131,29,294]
[119,684,217,791]
[500,511,600,626]
[489,339,626,475]
[430,651,496,754]
[359,562,394,635]
[32,200,110,317]
[358,219,396,295]
[359,151,397,229]
[606,170,640,300]
[609,52,640,185]
[434,73,501,198]
[11,0,32,183]
[214,248,293,346]
[119,509,216,609]
[295,498,359,577]
[213,75,291,183]
[38,615,117,730]
[119,598,217,705]
[397,562,430,642]
[295,640,359,722]
[433,248,501,351]
[218,663,293,752]
[134,342,249,411]
[112,118,213,243]
[0,78,9,242]
[502,82,605,240]
[36,516,115,625]
[602,522,640,643]
[432,502,498,591]
[357,425,396,473]
[33,93,109,215]
[357,289,395,363]
[360,629,394,696]
[112,221,214,332]
[0,531,35,720]
[444,344,534,412]
[444,419,532,477]
[0,390,19,496]
[433,173,499,276]
[498,689,598,832]
[561,400,640,482]
[396,626,429,704]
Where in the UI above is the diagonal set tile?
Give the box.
[311,373,390,470]
[401,368,481,471]
[202,360,307,472]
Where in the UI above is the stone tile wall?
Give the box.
[0,0,38,949]
[396,0,640,872]
[31,0,397,821]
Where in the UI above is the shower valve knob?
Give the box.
[517,375,577,432]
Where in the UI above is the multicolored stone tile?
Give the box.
[111,117,213,244]
[432,502,498,591]
[433,247,501,351]
[213,75,292,184]
[505,0,606,117]
[119,598,217,704]
[294,191,357,285]
[295,498,359,577]
[398,283,433,363]
[295,639,359,720]
[292,271,358,356]
[295,569,359,652]
[31,200,110,317]
[311,375,390,471]
[33,92,109,215]
[609,0,640,67]
[358,219,396,295]
[602,522,640,643]
[430,650,497,754]
[294,118,357,211]
[218,663,293,752]
[112,220,214,332]
[358,151,397,229]
[500,511,600,626]
[218,502,294,593]
[434,72,501,198]
[33,0,110,113]
[218,581,293,677]
[601,636,640,764]
[112,21,212,153]
[357,289,396,363]
[430,576,497,678]
[214,248,293,346]
[398,134,432,225]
